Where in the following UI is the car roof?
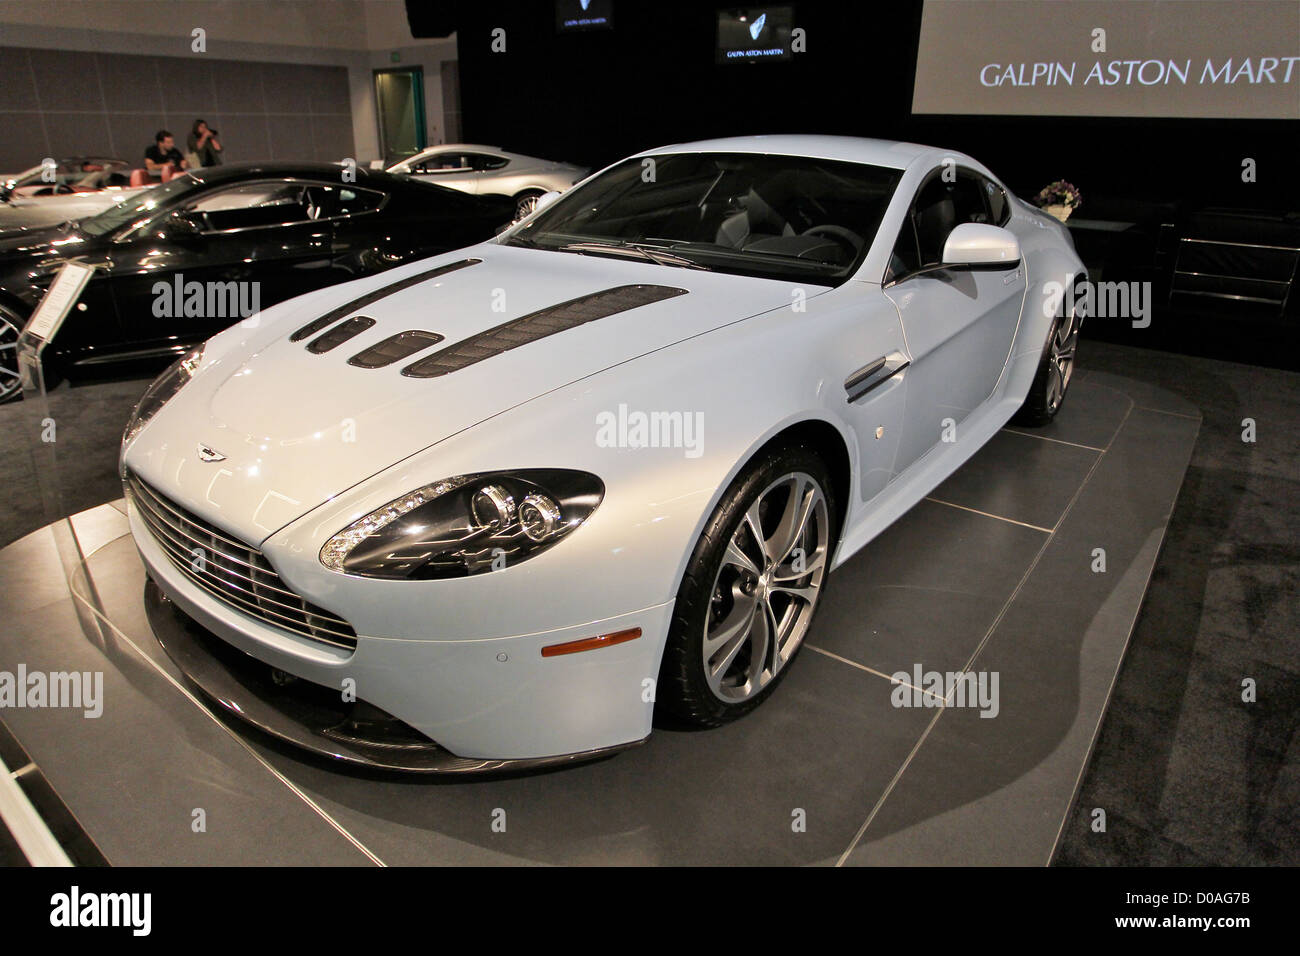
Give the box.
[185,161,407,187]
[635,135,960,172]
[413,144,505,154]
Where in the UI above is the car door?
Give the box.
[884,167,1025,470]
[831,287,912,504]
[310,182,404,274]
[109,180,334,354]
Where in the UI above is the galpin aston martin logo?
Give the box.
[196,444,226,463]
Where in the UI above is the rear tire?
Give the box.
[657,443,838,727]
[512,190,545,222]
[1014,294,1082,426]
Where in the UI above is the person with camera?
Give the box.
[186,119,224,168]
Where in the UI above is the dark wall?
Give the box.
[0,46,354,172]
[453,0,1298,213]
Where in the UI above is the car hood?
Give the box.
[127,243,824,542]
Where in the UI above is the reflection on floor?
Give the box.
[0,364,1203,865]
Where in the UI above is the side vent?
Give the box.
[307,316,376,354]
[347,330,445,369]
[401,284,688,379]
[289,257,481,342]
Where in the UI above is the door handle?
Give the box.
[845,351,909,403]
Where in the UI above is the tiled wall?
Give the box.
[0,45,354,172]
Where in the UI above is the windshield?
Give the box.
[77,174,198,237]
[504,152,902,284]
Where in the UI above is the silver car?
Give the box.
[387,145,588,221]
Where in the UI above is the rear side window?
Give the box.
[468,153,509,171]
[980,174,1011,226]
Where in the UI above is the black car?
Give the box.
[0,162,513,401]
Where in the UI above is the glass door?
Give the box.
[374,67,427,165]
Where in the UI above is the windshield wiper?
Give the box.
[558,240,711,271]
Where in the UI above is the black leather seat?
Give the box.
[914,195,956,265]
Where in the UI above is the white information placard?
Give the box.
[24,262,95,343]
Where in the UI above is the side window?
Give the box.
[912,170,988,267]
[414,153,470,173]
[186,182,312,231]
[467,153,509,171]
[305,184,385,219]
[979,174,1010,226]
[889,217,921,280]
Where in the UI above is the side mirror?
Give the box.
[942,223,1020,269]
[166,211,202,238]
[534,190,562,213]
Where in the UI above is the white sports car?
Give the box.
[123,135,1084,773]
[386,144,588,221]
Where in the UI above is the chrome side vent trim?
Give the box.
[307,316,375,354]
[288,257,481,342]
[347,330,445,369]
[400,284,688,379]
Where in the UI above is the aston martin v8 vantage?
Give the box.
[122,136,1084,773]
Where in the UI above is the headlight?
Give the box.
[120,346,203,460]
[320,469,604,579]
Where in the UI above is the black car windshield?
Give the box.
[504,152,902,284]
[77,174,199,237]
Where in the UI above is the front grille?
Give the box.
[126,474,358,651]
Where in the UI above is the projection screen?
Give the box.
[912,0,1300,119]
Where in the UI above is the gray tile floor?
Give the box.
[0,366,1201,865]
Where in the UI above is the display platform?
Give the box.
[0,370,1201,866]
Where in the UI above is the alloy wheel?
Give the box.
[702,471,830,703]
[513,194,541,222]
[1046,306,1080,415]
[0,306,23,403]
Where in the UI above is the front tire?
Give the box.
[657,443,838,727]
[0,302,26,404]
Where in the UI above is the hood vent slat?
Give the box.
[307,316,376,353]
[347,330,445,369]
[289,257,481,342]
[400,284,688,379]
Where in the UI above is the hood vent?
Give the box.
[347,330,445,368]
[400,284,688,379]
[289,257,481,343]
[307,316,375,353]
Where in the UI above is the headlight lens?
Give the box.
[320,469,604,579]
[120,346,203,460]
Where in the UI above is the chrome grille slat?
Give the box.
[132,490,283,583]
[130,476,255,552]
[141,521,348,625]
[126,474,357,651]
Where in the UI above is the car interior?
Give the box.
[527,154,902,275]
[182,183,384,232]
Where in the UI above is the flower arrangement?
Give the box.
[1034,180,1082,222]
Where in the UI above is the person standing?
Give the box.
[187,119,223,168]
[144,130,187,181]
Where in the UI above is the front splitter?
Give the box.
[143,577,644,775]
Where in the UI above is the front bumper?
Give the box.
[128,495,672,767]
